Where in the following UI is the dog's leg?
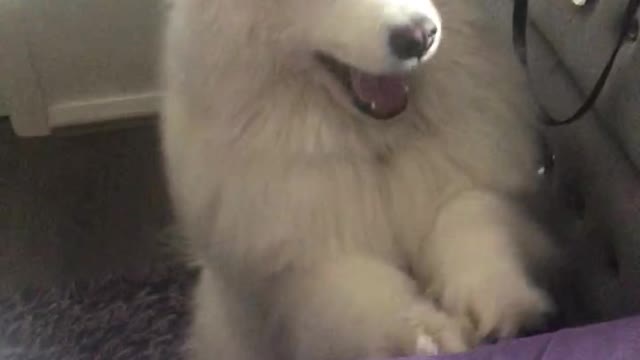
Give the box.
[189,268,272,360]
[274,256,470,360]
[417,190,553,341]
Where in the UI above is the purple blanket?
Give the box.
[421,316,640,360]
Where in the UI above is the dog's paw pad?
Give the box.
[415,332,439,356]
[437,273,552,341]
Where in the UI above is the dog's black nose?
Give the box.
[389,19,438,61]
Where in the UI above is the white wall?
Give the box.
[0,0,166,136]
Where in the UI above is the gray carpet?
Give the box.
[0,118,197,359]
[0,265,197,360]
[0,119,174,297]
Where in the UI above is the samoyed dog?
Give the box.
[162,0,554,359]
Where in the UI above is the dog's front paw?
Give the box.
[434,271,552,341]
[369,303,473,358]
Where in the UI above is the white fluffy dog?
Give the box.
[161,0,554,359]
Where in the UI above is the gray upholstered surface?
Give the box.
[474,0,640,322]
[518,0,640,320]
[527,0,640,169]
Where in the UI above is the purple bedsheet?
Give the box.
[419,316,640,360]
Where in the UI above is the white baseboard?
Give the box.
[48,92,162,129]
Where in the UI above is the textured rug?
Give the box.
[0,265,198,360]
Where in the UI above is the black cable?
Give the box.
[512,0,640,126]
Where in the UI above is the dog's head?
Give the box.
[279,0,442,119]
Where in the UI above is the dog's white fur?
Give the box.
[162,1,554,359]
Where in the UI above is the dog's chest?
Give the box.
[377,146,469,250]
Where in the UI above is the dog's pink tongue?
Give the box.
[350,70,408,118]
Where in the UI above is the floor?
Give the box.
[0,118,176,296]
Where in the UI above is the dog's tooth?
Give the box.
[403,85,410,93]
[370,102,377,110]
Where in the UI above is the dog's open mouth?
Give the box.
[316,53,409,120]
